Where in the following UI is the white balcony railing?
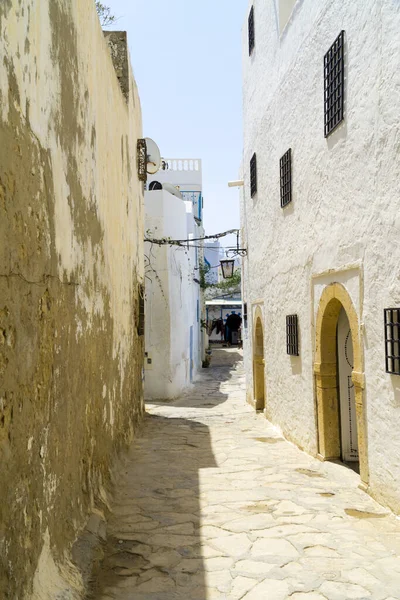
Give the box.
[162,158,202,172]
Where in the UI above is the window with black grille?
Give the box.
[248,6,255,55]
[384,308,400,375]
[324,30,345,137]
[280,148,292,208]
[137,285,145,336]
[250,153,257,197]
[243,302,248,327]
[286,314,299,356]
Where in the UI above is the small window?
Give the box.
[384,308,400,375]
[324,31,345,137]
[280,148,292,208]
[248,6,255,55]
[243,302,248,327]
[286,314,299,356]
[137,284,145,336]
[250,153,257,197]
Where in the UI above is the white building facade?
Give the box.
[144,159,206,399]
[241,0,400,512]
[204,241,223,285]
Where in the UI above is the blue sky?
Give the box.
[105,0,248,249]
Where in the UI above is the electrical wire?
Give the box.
[144,228,239,247]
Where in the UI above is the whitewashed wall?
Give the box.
[204,242,223,285]
[144,190,202,399]
[241,0,400,511]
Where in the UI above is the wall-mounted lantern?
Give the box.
[225,230,247,258]
[220,259,235,279]
[220,230,247,279]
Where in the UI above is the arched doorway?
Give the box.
[253,308,265,411]
[314,283,368,485]
[337,308,359,465]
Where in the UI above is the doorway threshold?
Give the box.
[328,458,360,475]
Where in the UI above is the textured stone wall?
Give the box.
[0,1,144,597]
[241,0,400,511]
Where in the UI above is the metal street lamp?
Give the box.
[225,230,247,258]
[220,258,235,279]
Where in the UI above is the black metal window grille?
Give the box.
[286,314,299,356]
[248,6,255,55]
[138,285,145,336]
[384,308,400,375]
[250,153,257,197]
[280,148,292,208]
[243,302,248,327]
[324,30,345,137]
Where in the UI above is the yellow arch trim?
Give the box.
[252,306,265,411]
[314,282,368,485]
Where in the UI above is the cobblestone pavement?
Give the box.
[93,349,400,600]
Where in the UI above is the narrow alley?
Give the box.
[91,349,400,600]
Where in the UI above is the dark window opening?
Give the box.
[384,308,400,375]
[324,30,345,137]
[243,302,248,327]
[286,314,299,356]
[250,153,257,197]
[280,148,292,208]
[248,6,255,55]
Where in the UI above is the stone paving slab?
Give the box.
[92,349,400,599]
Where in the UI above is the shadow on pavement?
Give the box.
[209,348,243,369]
[148,348,243,410]
[89,414,218,600]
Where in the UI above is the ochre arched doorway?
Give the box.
[253,307,265,411]
[314,283,368,486]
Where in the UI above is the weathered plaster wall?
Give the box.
[144,190,202,399]
[0,1,144,597]
[241,0,400,510]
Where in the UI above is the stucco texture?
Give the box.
[0,1,144,597]
[241,0,400,512]
[144,190,203,399]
